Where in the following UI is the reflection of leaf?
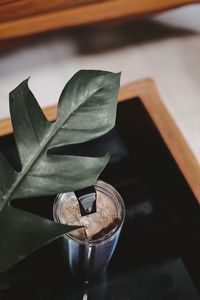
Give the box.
[0,70,120,272]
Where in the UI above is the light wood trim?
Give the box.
[0,79,199,203]
[119,79,200,204]
[0,0,198,40]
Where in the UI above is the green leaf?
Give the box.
[9,78,51,166]
[15,154,110,199]
[0,152,17,210]
[0,206,79,272]
[0,70,120,272]
[51,70,120,147]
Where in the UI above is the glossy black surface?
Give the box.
[0,98,199,299]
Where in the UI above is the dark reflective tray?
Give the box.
[0,98,199,299]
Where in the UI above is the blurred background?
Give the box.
[0,2,200,162]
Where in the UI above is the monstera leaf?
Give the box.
[0,70,120,272]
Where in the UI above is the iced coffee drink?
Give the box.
[53,181,125,281]
[59,189,120,241]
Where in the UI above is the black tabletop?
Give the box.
[0,98,199,299]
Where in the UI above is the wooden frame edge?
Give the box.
[0,78,199,203]
[118,79,200,204]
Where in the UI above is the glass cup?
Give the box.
[53,180,125,282]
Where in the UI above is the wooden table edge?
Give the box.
[0,78,199,203]
[0,0,198,40]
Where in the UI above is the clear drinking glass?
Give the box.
[53,180,125,282]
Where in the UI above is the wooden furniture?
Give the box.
[0,0,198,41]
[0,79,199,203]
[2,87,200,297]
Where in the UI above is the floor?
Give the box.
[0,4,200,163]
